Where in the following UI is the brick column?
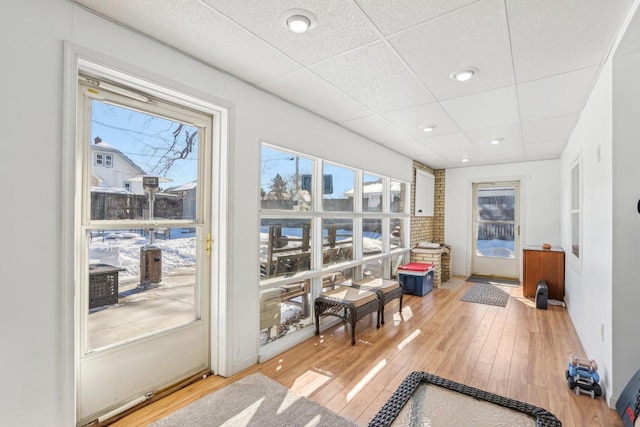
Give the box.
[441,246,452,283]
[433,170,445,243]
[411,248,443,287]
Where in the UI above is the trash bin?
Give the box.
[536,280,548,309]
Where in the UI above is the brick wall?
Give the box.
[410,161,450,284]
[433,169,445,243]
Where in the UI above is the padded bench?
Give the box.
[315,286,380,345]
[351,277,403,325]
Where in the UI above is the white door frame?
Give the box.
[62,43,230,425]
[470,180,522,280]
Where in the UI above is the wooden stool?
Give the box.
[315,286,380,345]
[352,277,403,325]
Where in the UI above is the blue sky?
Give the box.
[91,100,198,188]
[261,145,381,198]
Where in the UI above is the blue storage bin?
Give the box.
[400,270,434,296]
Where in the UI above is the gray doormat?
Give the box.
[466,275,520,287]
[460,283,510,307]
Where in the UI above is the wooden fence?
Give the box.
[91,193,183,220]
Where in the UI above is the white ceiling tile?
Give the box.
[441,86,519,131]
[311,41,435,113]
[478,144,525,162]
[522,114,577,143]
[518,67,598,122]
[524,139,567,160]
[382,103,461,139]
[354,0,478,36]
[439,149,487,165]
[74,0,300,84]
[74,0,629,170]
[466,123,523,148]
[417,132,476,153]
[259,69,372,122]
[413,154,454,169]
[385,139,435,158]
[202,0,379,66]
[507,0,632,82]
[389,0,514,100]
[340,115,411,143]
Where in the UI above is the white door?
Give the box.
[471,182,520,280]
[76,77,214,425]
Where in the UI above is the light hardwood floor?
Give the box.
[113,276,622,426]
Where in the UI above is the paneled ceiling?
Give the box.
[72,0,632,169]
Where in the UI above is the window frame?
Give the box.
[569,154,582,272]
[259,143,411,351]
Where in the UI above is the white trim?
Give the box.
[568,153,583,274]
[62,41,80,427]
[464,175,527,278]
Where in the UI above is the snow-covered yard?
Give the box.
[89,229,197,282]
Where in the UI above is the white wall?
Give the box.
[0,1,413,425]
[612,27,640,404]
[561,58,614,404]
[445,160,561,276]
[560,2,640,407]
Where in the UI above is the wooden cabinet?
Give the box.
[523,246,565,300]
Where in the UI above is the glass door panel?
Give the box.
[77,79,213,425]
[86,227,198,350]
[472,182,520,279]
[475,187,515,258]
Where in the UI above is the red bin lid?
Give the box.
[398,262,433,272]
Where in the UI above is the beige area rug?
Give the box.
[150,372,357,427]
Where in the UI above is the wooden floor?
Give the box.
[113,276,622,426]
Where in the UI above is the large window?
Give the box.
[259,144,410,349]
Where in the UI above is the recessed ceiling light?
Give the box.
[281,9,317,33]
[419,125,436,133]
[450,67,479,82]
[287,15,311,33]
[461,157,469,163]
[490,138,503,145]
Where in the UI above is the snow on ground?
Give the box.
[89,231,196,280]
[476,239,515,258]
